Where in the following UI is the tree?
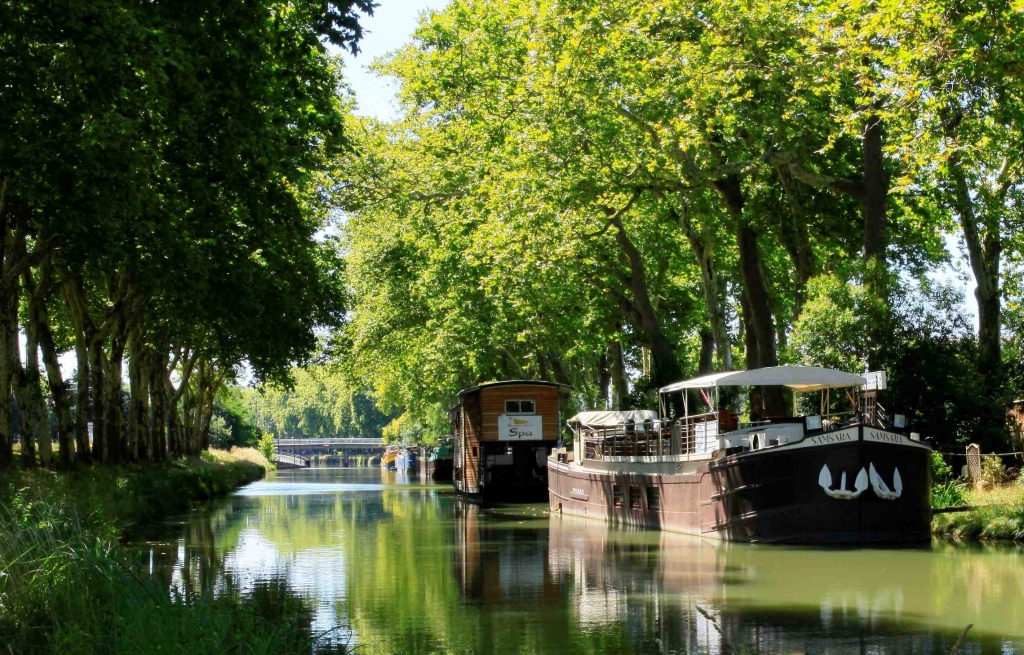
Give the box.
[0,0,373,467]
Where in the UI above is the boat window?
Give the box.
[629,486,642,510]
[613,485,624,508]
[504,399,536,414]
[646,487,660,511]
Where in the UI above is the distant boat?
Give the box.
[395,448,418,473]
[548,366,932,545]
[380,448,398,471]
[429,440,454,482]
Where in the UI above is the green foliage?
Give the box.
[257,432,276,464]
[0,0,373,467]
[0,460,264,539]
[789,276,874,373]
[211,387,262,449]
[792,275,1006,450]
[244,365,396,440]
[981,455,1008,486]
[931,451,954,482]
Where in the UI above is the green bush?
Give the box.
[258,431,276,463]
[931,451,953,481]
[981,454,1007,485]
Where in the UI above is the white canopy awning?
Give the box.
[566,410,659,429]
[659,366,866,394]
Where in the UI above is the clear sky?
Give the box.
[338,0,449,122]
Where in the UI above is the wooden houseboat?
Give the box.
[452,380,573,501]
[548,366,932,544]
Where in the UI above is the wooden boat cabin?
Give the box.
[452,380,573,501]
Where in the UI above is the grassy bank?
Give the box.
[932,483,1024,541]
[0,450,347,654]
[3,448,268,540]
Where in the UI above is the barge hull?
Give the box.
[548,426,931,545]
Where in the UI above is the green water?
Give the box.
[138,468,1024,654]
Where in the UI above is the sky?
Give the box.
[338,0,448,122]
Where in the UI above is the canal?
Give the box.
[138,468,1024,654]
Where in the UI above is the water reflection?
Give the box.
[136,468,1024,655]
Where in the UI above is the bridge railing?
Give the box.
[273,438,384,448]
[272,451,311,467]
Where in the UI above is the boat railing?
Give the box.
[580,412,721,460]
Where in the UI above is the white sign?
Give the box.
[499,415,543,441]
[862,370,887,390]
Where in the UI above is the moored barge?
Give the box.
[548,367,931,544]
[452,380,573,501]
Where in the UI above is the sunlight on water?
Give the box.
[137,468,1024,655]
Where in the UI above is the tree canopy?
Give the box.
[336,0,1024,449]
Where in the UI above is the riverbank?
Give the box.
[933,483,1024,541]
[0,450,348,654]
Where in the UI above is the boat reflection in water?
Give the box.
[135,470,1023,655]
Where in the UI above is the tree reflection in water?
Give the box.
[134,469,1023,655]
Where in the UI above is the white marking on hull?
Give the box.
[818,464,868,499]
[869,462,903,500]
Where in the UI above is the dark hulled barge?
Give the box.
[548,366,931,544]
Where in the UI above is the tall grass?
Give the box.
[0,457,346,654]
[0,500,345,654]
[932,479,970,509]
[932,482,1024,541]
[207,446,273,471]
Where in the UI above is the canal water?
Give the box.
[138,468,1024,654]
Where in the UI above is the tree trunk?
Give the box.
[609,340,629,410]
[714,175,784,416]
[861,114,888,272]
[12,331,37,469]
[104,337,125,463]
[536,353,549,382]
[698,327,715,375]
[0,209,16,468]
[89,338,106,463]
[198,376,223,454]
[63,278,93,462]
[946,149,1003,379]
[597,353,610,410]
[149,361,166,462]
[27,265,73,466]
[738,291,759,370]
[25,324,50,466]
[861,114,890,369]
[128,331,149,461]
[609,215,681,388]
[670,202,732,370]
[776,167,817,319]
[546,352,570,386]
